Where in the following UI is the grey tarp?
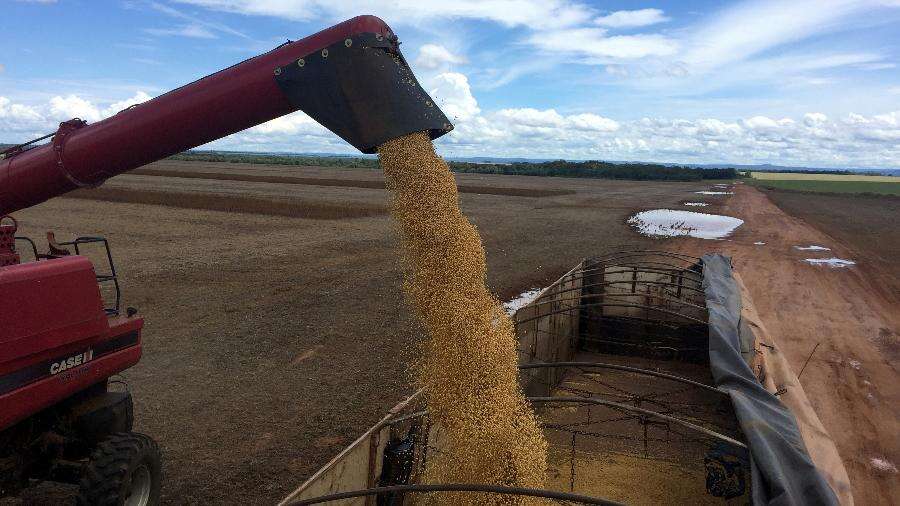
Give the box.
[701,254,839,506]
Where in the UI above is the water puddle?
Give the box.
[803,258,855,268]
[503,288,542,315]
[754,241,766,245]
[794,245,831,251]
[683,202,709,207]
[695,191,734,195]
[628,209,744,240]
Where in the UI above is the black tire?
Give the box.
[77,432,162,506]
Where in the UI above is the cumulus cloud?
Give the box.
[594,9,669,28]
[803,112,828,126]
[415,44,467,71]
[568,113,620,132]
[0,97,44,131]
[432,93,900,168]
[428,73,480,121]
[495,108,565,128]
[49,95,103,123]
[0,92,154,138]
[844,111,900,142]
[2,84,899,168]
[103,91,152,117]
[742,116,780,130]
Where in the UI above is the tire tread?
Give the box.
[77,432,161,506]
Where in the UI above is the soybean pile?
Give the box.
[378,132,548,504]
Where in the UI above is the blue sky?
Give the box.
[3,0,900,167]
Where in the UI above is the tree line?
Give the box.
[170,151,739,181]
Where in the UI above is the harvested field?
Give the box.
[66,187,388,219]
[761,189,900,302]
[10,160,707,505]
[132,163,577,197]
[748,172,900,195]
[749,179,900,195]
[750,172,897,182]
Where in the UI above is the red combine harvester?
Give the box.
[0,15,450,505]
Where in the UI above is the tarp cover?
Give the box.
[701,254,839,506]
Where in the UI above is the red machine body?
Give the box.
[0,257,142,431]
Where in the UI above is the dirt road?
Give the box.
[675,184,899,504]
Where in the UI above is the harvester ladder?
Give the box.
[58,236,123,316]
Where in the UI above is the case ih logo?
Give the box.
[50,350,94,375]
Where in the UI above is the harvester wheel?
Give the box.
[77,432,162,506]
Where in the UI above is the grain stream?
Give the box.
[378,132,547,505]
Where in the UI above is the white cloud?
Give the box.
[0,91,155,138]
[0,64,5,73]
[476,58,558,90]
[2,86,899,168]
[594,8,669,28]
[428,72,480,121]
[49,95,102,123]
[150,1,249,39]
[173,0,595,30]
[249,110,329,136]
[170,0,896,98]
[495,108,566,128]
[415,44,467,71]
[103,92,153,117]
[843,111,900,141]
[0,97,44,125]
[804,112,828,125]
[694,119,743,138]
[432,96,900,168]
[856,62,896,70]
[681,0,878,72]
[743,116,780,130]
[567,113,620,132]
[144,24,217,39]
[529,29,677,60]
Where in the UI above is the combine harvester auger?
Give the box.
[0,15,449,505]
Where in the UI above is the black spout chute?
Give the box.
[275,32,453,154]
